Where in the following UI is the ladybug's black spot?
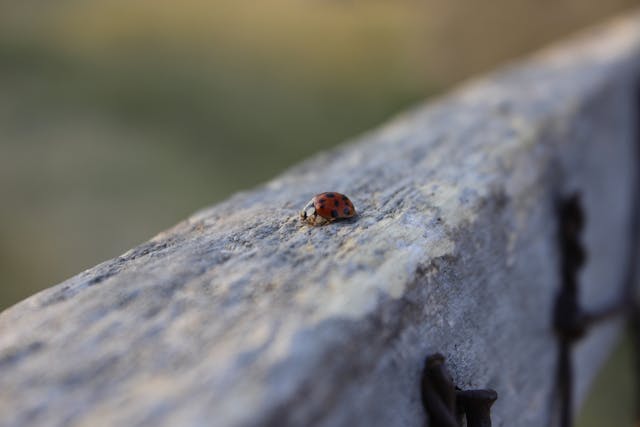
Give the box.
[342,195,348,201]
[320,204,325,210]
[343,207,351,215]
[326,193,335,198]
[319,198,327,203]
[331,209,339,218]
[334,200,340,207]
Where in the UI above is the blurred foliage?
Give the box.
[0,0,638,424]
[577,330,635,427]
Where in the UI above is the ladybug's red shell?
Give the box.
[300,192,357,226]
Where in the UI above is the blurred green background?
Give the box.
[0,1,638,424]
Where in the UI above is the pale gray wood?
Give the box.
[2,12,640,427]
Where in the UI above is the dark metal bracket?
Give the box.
[553,191,640,427]
[421,353,497,427]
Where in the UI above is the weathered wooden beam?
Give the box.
[2,12,640,427]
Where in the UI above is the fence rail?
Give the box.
[2,11,640,427]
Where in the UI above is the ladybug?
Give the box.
[300,192,357,226]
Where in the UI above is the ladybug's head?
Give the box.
[299,199,316,222]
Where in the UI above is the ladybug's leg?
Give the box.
[312,215,331,226]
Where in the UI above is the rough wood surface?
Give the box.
[2,13,640,427]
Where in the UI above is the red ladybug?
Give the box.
[300,192,357,226]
